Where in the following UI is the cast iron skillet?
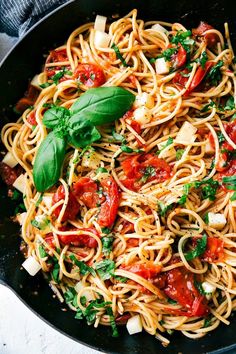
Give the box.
[1,0,236,353]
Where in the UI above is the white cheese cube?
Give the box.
[134,92,155,109]
[151,23,168,35]
[2,151,18,168]
[42,196,52,209]
[81,150,101,169]
[205,139,215,155]
[13,174,26,194]
[155,57,170,75]
[30,74,41,90]
[22,256,41,276]
[202,281,216,294]
[17,212,27,225]
[175,122,197,144]
[94,15,107,32]
[208,212,226,230]
[94,30,111,48]
[133,106,152,125]
[126,315,143,335]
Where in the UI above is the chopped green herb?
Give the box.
[217,132,225,144]
[140,166,156,184]
[160,47,177,62]
[203,316,212,328]
[156,137,173,155]
[70,255,96,276]
[171,30,193,51]
[204,213,209,224]
[176,149,185,160]
[112,129,126,143]
[206,60,224,86]
[64,287,77,304]
[39,82,52,89]
[101,235,114,256]
[201,100,215,112]
[121,145,143,153]
[195,178,219,201]
[14,202,26,215]
[95,259,115,280]
[230,192,236,201]
[36,194,43,207]
[11,189,21,201]
[157,201,175,216]
[106,307,119,337]
[51,263,60,283]
[112,274,127,283]
[96,167,108,174]
[222,175,236,190]
[194,280,211,295]
[168,298,177,304]
[199,51,208,68]
[39,245,47,258]
[75,308,84,319]
[102,227,112,234]
[112,43,128,67]
[178,183,192,205]
[184,234,207,261]
[224,96,235,111]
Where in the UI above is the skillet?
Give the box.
[1,0,236,353]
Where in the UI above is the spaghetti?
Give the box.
[1,9,236,345]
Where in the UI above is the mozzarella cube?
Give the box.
[133,106,152,125]
[151,23,168,34]
[94,30,111,48]
[126,315,143,335]
[2,151,18,168]
[208,212,226,230]
[134,92,155,109]
[17,212,27,225]
[22,256,41,276]
[30,74,41,90]
[42,196,52,209]
[205,139,215,155]
[175,122,197,144]
[202,281,216,294]
[94,15,107,32]
[155,57,170,75]
[82,150,101,169]
[13,174,26,194]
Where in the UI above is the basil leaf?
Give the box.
[95,259,115,280]
[70,87,135,126]
[112,128,126,143]
[206,60,223,86]
[184,234,207,261]
[157,201,174,216]
[199,51,208,68]
[68,118,101,148]
[176,149,185,160]
[70,254,96,277]
[225,96,235,111]
[43,107,70,129]
[106,307,119,337]
[101,235,114,256]
[222,175,236,190]
[33,131,66,192]
[230,192,236,201]
[121,145,143,153]
[39,245,47,258]
[64,287,77,304]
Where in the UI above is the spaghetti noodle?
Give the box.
[1,9,236,345]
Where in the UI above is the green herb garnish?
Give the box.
[184,234,207,261]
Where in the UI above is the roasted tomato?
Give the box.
[171,43,187,70]
[202,237,224,263]
[73,176,119,228]
[45,48,69,77]
[73,63,106,87]
[58,226,100,248]
[0,162,20,186]
[27,111,37,126]
[52,185,80,222]
[121,153,171,191]
[120,262,162,280]
[192,21,218,47]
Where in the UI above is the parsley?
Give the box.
[112,129,126,143]
[157,201,174,216]
[106,307,119,337]
[201,100,215,112]
[39,245,47,258]
[199,51,208,68]
[184,234,207,261]
[206,60,224,86]
[95,259,115,280]
[52,263,60,283]
[195,178,219,201]
[217,132,225,144]
[101,227,112,234]
[96,167,108,174]
[160,47,177,62]
[230,192,236,201]
[194,280,211,295]
[178,183,192,205]
[121,145,143,153]
[156,137,173,155]
[176,149,185,160]
[171,30,193,51]
[39,82,52,89]
[111,43,128,67]
[64,287,77,304]
[222,175,236,190]
[224,96,235,110]
[101,236,114,256]
[204,316,212,328]
[70,255,96,276]
[140,166,156,183]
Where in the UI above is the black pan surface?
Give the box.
[1,1,236,353]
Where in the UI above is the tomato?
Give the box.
[121,220,135,234]
[130,120,141,134]
[73,63,106,87]
[15,85,40,113]
[216,151,229,172]
[44,234,55,249]
[163,266,208,317]
[58,226,100,248]
[126,239,139,247]
[185,61,214,96]
[173,69,189,88]
[97,176,119,228]
[74,176,119,228]
[115,314,131,324]
[120,262,162,279]
[0,162,20,186]
[45,49,69,77]
[27,111,37,126]
[202,237,224,263]
[192,21,218,47]
[172,43,187,70]
[73,177,101,208]
[225,120,236,144]
[121,153,171,191]
[52,185,80,222]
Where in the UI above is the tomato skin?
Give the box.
[120,263,162,280]
[193,21,218,47]
[73,63,106,87]
[115,314,131,324]
[52,185,80,222]
[121,153,171,191]
[45,49,69,77]
[173,69,189,88]
[97,176,119,228]
[130,120,141,134]
[185,61,214,96]
[0,162,21,186]
[27,111,37,126]
[73,177,101,208]
[172,43,187,70]
[202,237,224,263]
[58,226,100,248]
[216,151,229,172]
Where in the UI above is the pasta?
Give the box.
[2,8,236,345]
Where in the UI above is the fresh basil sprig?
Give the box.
[33,87,135,192]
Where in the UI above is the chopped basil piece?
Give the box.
[95,259,115,280]
[224,96,235,110]
[156,137,173,155]
[40,82,52,89]
[64,287,77,304]
[106,307,119,337]
[230,192,236,201]
[222,175,236,190]
[176,148,185,160]
[140,166,156,184]
[206,60,224,86]
[102,227,112,234]
[70,254,96,276]
[111,43,128,67]
[39,245,47,258]
[199,51,208,68]
[101,235,114,256]
[157,201,175,216]
[36,194,43,207]
[51,263,60,283]
[201,100,215,112]
[121,145,143,153]
[184,234,207,261]
[112,129,126,143]
[96,167,108,174]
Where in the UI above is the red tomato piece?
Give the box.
[15,85,40,114]
[52,185,80,222]
[225,120,236,144]
[130,120,141,134]
[58,226,100,248]
[202,237,224,263]
[73,177,101,208]
[115,314,131,324]
[73,63,106,87]
[49,49,68,63]
[192,21,218,47]
[184,61,214,96]
[0,162,20,186]
[44,234,55,249]
[120,220,135,234]
[172,43,187,70]
[120,262,162,280]
[215,151,229,172]
[27,111,37,126]
[173,69,189,88]
[163,266,209,317]
[97,176,119,228]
